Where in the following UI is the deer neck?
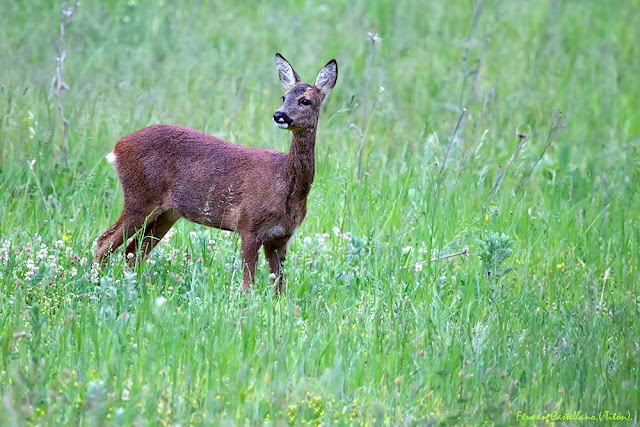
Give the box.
[283,128,317,199]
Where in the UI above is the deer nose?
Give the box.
[273,111,293,127]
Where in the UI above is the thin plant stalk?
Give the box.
[53,0,80,168]
[454,88,494,187]
[486,124,529,200]
[511,110,566,199]
[353,32,381,182]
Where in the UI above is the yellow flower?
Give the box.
[485,215,489,221]
[62,235,69,241]
[557,263,564,269]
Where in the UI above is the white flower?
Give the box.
[402,246,413,255]
[269,273,276,280]
[155,296,167,309]
[332,227,341,236]
[36,248,48,262]
[303,236,312,245]
[318,237,326,246]
[90,265,100,284]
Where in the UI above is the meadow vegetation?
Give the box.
[0,0,638,424]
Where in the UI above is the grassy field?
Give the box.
[1,0,639,424]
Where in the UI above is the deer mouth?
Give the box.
[273,111,293,129]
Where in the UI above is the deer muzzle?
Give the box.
[273,111,293,129]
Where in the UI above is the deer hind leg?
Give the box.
[263,240,288,295]
[125,209,180,266]
[93,206,162,268]
[94,213,126,267]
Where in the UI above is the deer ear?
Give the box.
[275,53,301,90]
[315,59,338,97]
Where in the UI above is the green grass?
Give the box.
[1,0,639,424]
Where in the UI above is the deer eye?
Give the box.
[299,98,311,106]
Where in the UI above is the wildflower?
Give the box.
[303,236,312,245]
[367,32,383,43]
[36,247,48,263]
[55,240,64,249]
[332,226,341,236]
[155,296,167,309]
[90,265,100,284]
[318,237,326,246]
[402,246,412,255]
[269,273,276,280]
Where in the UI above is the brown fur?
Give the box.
[94,54,337,294]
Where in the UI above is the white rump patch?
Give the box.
[106,152,116,164]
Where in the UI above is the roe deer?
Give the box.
[94,53,338,294]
